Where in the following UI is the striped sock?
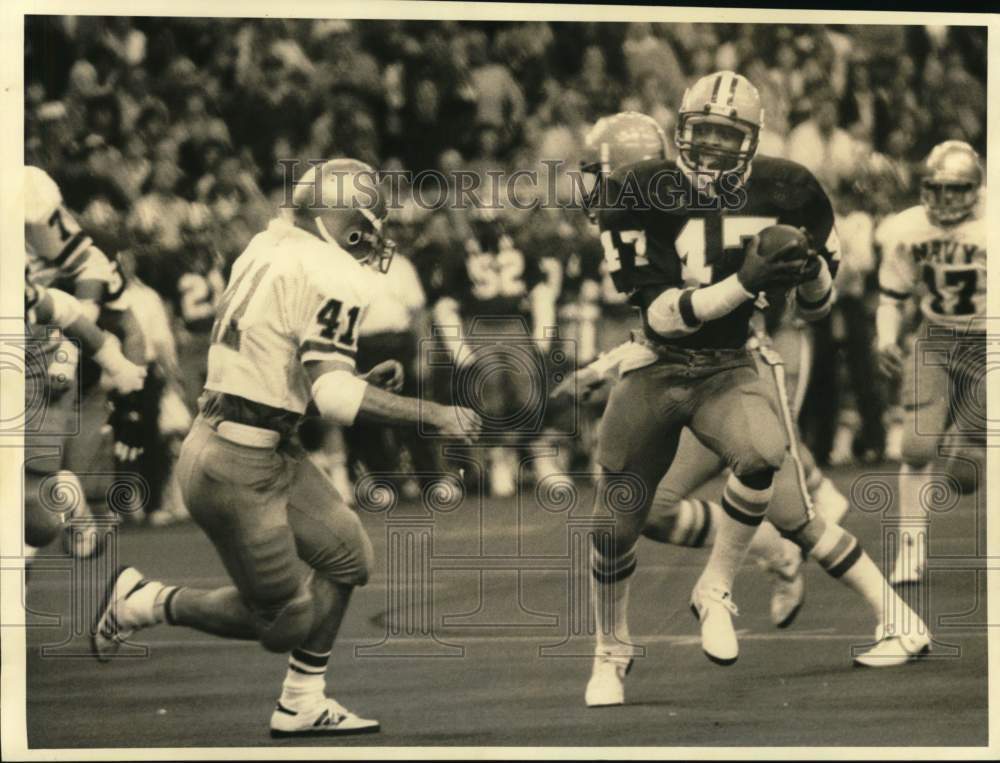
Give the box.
[808,522,863,579]
[645,497,717,548]
[806,521,896,622]
[697,472,772,592]
[279,648,330,709]
[590,535,636,655]
[671,499,717,547]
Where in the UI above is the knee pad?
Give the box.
[730,417,786,476]
[255,574,315,653]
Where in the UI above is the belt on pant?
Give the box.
[640,339,752,368]
[214,420,281,449]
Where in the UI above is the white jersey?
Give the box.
[876,199,986,331]
[204,217,377,416]
[24,166,123,304]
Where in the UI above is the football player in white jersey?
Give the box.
[875,140,986,584]
[92,159,481,737]
[24,166,148,556]
[23,279,147,554]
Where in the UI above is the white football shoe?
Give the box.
[92,566,165,662]
[270,697,380,737]
[584,651,633,707]
[690,585,740,665]
[853,621,931,667]
[812,477,849,527]
[768,545,805,629]
[889,534,926,586]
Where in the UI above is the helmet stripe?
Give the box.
[726,75,739,107]
[710,74,723,103]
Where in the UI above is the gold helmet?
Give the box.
[675,71,763,191]
[579,111,668,222]
[920,140,982,225]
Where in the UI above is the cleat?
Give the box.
[585,652,633,707]
[889,535,926,586]
[812,477,849,527]
[768,552,805,629]
[92,567,164,662]
[269,698,380,737]
[854,622,931,668]
[92,566,149,662]
[690,585,739,665]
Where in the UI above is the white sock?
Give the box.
[898,463,932,539]
[697,473,772,592]
[809,522,885,621]
[590,542,636,655]
[669,499,718,547]
[280,648,330,708]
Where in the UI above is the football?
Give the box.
[756,224,810,262]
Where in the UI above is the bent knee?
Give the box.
[731,438,786,476]
[311,518,374,588]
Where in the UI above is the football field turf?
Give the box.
[24,464,988,748]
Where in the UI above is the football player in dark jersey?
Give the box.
[580,75,930,706]
[423,206,557,496]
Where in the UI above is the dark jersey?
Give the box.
[427,217,545,319]
[598,155,838,350]
[134,245,225,335]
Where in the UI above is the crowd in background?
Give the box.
[25,17,989,467]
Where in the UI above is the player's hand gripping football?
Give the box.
[737,229,812,293]
[362,360,405,393]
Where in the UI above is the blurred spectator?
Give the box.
[839,56,877,148]
[134,159,189,252]
[467,30,527,152]
[787,95,860,193]
[622,23,685,109]
[626,73,676,137]
[573,46,619,122]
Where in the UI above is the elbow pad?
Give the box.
[647,288,702,338]
[311,370,368,426]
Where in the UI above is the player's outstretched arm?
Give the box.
[305,359,481,444]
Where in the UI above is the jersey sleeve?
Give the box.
[874,215,915,300]
[788,165,841,280]
[288,253,371,369]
